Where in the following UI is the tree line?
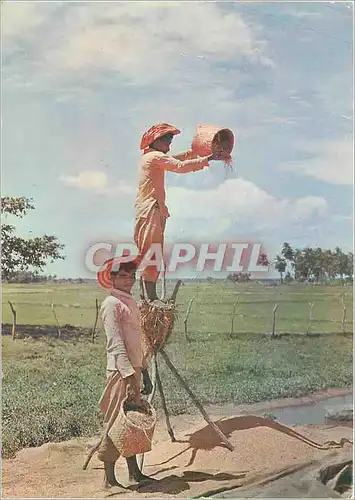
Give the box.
[225,243,353,285]
[274,242,353,284]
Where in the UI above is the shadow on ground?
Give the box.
[1,323,94,341]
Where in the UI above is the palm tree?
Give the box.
[274,255,287,284]
[281,242,295,264]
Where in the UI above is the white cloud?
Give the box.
[59,170,135,195]
[281,137,353,185]
[165,178,328,239]
[60,171,108,190]
[55,3,271,78]
[3,2,272,86]
[1,2,55,38]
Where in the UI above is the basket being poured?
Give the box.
[192,124,235,169]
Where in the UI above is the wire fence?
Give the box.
[2,282,353,341]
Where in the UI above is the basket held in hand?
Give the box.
[108,398,157,458]
[192,124,234,160]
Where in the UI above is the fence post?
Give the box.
[92,298,99,343]
[271,304,278,337]
[51,303,62,338]
[230,296,240,337]
[8,301,17,340]
[341,294,347,334]
[306,302,314,335]
[184,296,196,341]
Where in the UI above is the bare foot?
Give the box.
[103,462,125,490]
[102,478,125,490]
[128,473,157,486]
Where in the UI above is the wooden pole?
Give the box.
[160,274,166,302]
[91,299,99,343]
[164,280,182,345]
[82,438,101,470]
[155,356,176,442]
[184,296,196,341]
[230,296,239,337]
[160,348,234,452]
[138,354,158,471]
[271,304,278,337]
[306,302,314,335]
[8,301,17,341]
[139,276,145,301]
[148,354,158,404]
[51,303,62,338]
[169,280,182,303]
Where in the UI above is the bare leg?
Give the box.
[126,455,156,484]
[102,461,122,489]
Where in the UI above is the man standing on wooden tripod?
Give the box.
[134,123,219,301]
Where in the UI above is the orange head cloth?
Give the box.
[140,123,181,150]
[96,257,138,290]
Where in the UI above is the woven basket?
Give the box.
[192,124,234,159]
[108,399,157,458]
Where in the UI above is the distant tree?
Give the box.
[7,270,38,283]
[257,252,270,269]
[334,247,353,284]
[291,246,353,284]
[1,196,65,281]
[7,271,58,283]
[322,249,336,281]
[345,252,353,281]
[274,255,287,284]
[281,242,295,266]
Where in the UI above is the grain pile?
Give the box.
[126,409,154,428]
[2,414,352,499]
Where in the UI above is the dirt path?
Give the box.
[2,403,353,499]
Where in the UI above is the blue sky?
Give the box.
[2,1,353,278]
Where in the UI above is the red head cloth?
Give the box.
[140,123,180,150]
[96,257,138,290]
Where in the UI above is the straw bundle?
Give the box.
[108,399,157,458]
[140,300,177,356]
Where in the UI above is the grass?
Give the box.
[1,281,353,458]
[2,281,353,334]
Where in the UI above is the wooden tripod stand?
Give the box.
[138,277,234,471]
[82,277,234,472]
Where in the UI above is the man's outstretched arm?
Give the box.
[171,150,198,161]
[155,152,211,174]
